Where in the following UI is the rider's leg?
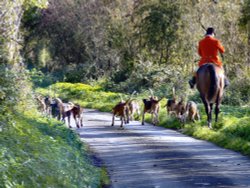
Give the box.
[189,76,196,89]
[224,76,230,88]
[189,70,197,89]
[221,66,230,88]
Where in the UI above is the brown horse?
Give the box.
[196,63,224,128]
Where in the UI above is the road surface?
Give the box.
[75,109,250,188]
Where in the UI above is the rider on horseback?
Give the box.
[189,27,229,88]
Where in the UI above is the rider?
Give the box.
[189,27,229,88]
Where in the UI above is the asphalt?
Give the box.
[74,109,250,188]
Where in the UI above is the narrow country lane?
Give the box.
[76,109,250,188]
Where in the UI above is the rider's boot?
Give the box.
[224,76,230,88]
[189,76,196,89]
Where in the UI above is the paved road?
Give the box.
[75,109,250,188]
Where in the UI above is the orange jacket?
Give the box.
[198,36,225,67]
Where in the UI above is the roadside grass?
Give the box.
[158,105,250,156]
[100,167,111,188]
[37,82,250,157]
[0,110,101,187]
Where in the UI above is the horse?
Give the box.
[196,63,224,128]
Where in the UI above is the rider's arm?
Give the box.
[217,40,225,54]
[220,53,224,61]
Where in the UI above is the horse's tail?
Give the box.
[208,64,218,101]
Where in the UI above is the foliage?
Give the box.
[1,0,250,184]
[0,0,48,124]
[134,0,181,64]
[0,64,19,129]
[0,111,100,188]
[23,0,48,9]
[223,72,250,106]
[21,0,250,105]
[239,0,250,27]
[28,68,59,87]
[23,0,112,81]
[0,2,102,187]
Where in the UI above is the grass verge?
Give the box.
[0,110,101,187]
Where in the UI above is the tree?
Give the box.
[134,0,181,64]
[240,0,250,66]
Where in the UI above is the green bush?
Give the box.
[223,75,250,106]
[28,68,62,88]
[37,82,123,112]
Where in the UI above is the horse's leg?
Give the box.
[196,111,200,121]
[120,116,124,127]
[210,103,213,120]
[111,114,115,126]
[191,113,195,122]
[215,96,222,123]
[125,109,129,124]
[59,113,66,123]
[57,110,61,121]
[154,112,159,126]
[68,114,72,128]
[142,112,145,125]
[209,103,214,128]
[80,114,83,127]
[151,113,154,125]
[151,113,155,126]
[131,112,134,121]
[156,106,160,125]
[73,114,79,128]
[201,97,211,128]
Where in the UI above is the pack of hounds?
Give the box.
[111,89,200,128]
[36,89,200,129]
[35,95,83,128]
